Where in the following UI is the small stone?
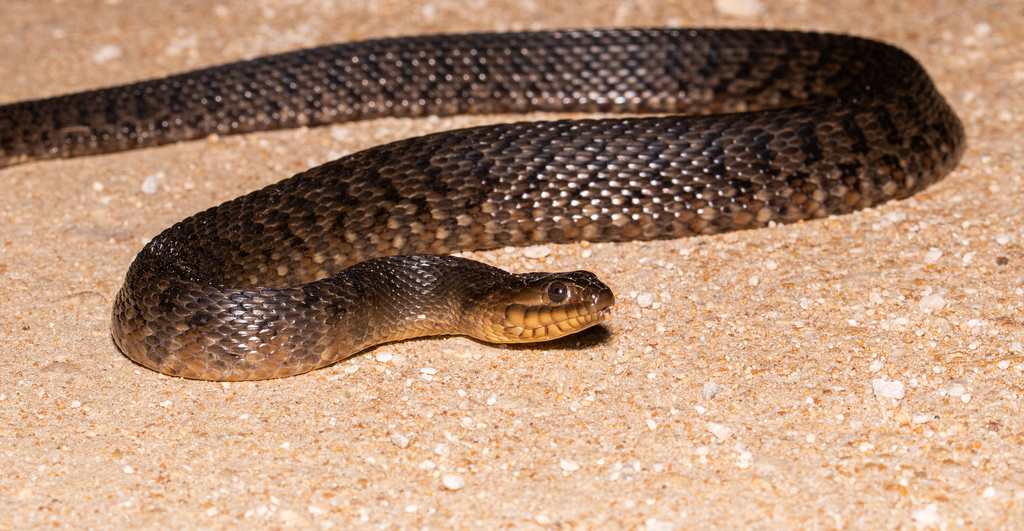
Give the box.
[645,518,675,531]
[872,379,906,399]
[522,245,551,259]
[707,422,733,441]
[307,506,327,516]
[747,275,759,287]
[736,451,753,469]
[442,474,466,490]
[390,433,410,449]
[764,259,778,271]
[123,465,134,474]
[924,248,943,264]
[714,0,764,17]
[702,381,721,400]
[919,294,947,311]
[418,460,436,470]
[943,382,967,397]
[995,233,1011,245]
[982,486,996,498]
[206,508,219,517]
[868,360,884,373]
[92,44,123,64]
[559,459,580,472]
[646,419,658,431]
[141,172,164,194]
[375,352,393,362]
[998,360,1011,370]
[912,503,942,526]
[636,292,655,308]
[912,413,931,424]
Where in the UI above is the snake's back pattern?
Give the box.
[0,29,965,380]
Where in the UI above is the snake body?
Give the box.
[0,29,964,380]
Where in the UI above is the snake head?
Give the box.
[466,270,615,344]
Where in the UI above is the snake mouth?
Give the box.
[496,286,615,342]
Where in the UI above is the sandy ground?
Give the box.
[1,0,1022,529]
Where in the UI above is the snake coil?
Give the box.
[0,29,964,380]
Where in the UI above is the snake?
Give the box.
[0,28,964,381]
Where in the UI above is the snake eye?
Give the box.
[546,281,569,303]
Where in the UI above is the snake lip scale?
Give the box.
[0,28,964,380]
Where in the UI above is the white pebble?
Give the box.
[714,0,763,17]
[736,451,753,469]
[868,360,884,373]
[943,382,967,397]
[764,259,778,271]
[912,413,931,424]
[702,381,721,400]
[92,44,123,64]
[441,474,466,490]
[522,245,551,259]
[70,401,82,408]
[140,172,164,195]
[420,367,437,375]
[123,465,134,474]
[995,233,1011,245]
[636,292,655,308]
[747,275,759,287]
[923,248,943,264]
[390,433,410,449]
[962,252,976,264]
[206,508,219,517]
[871,379,906,399]
[998,360,1011,370]
[982,486,996,498]
[307,506,327,516]
[375,352,393,362]
[645,518,675,531]
[559,459,580,472]
[646,419,658,431]
[158,400,172,408]
[418,460,436,470]
[961,394,972,404]
[707,422,733,441]
[919,294,947,311]
[912,503,942,526]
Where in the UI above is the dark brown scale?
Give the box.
[0,29,964,380]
